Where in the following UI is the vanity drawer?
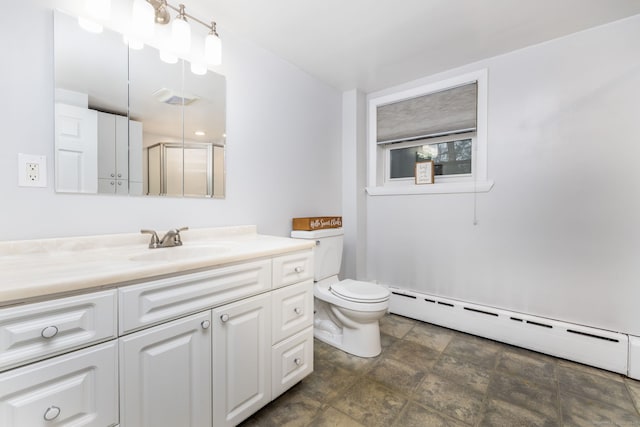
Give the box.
[120,259,271,333]
[272,326,313,399]
[272,280,313,344]
[0,340,118,427]
[0,290,117,372]
[272,250,314,289]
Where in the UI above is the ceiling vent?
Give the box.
[152,88,199,106]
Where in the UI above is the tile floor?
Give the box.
[241,314,640,426]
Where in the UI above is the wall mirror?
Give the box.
[53,9,226,198]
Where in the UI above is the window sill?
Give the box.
[366,180,494,196]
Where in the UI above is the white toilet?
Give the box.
[291,228,390,357]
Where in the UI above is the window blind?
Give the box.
[376,82,477,144]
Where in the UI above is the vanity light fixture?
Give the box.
[78,0,221,73]
[194,131,206,136]
[147,0,222,68]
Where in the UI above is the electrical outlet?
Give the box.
[18,154,47,187]
[26,163,39,182]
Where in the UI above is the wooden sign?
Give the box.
[415,161,434,184]
[292,217,342,231]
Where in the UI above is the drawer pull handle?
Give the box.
[294,266,304,273]
[294,358,302,366]
[41,326,59,339]
[294,307,302,315]
[201,320,211,329]
[43,405,61,421]
[220,314,230,323]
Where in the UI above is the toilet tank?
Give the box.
[291,228,343,281]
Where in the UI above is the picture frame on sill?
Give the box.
[415,161,434,185]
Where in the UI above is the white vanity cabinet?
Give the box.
[0,339,119,427]
[0,245,314,427]
[212,292,272,427]
[119,311,212,427]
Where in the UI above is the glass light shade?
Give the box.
[205,33,222,65]
[85,0,111,21]
[172,18,191,54]
[78,17,103,33]
[190,62,207,76]
[159,50,178,64]
[132,0,155,39]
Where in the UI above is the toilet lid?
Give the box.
[330,279,390,303]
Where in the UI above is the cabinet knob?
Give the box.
[294,358,302,366]
[110,181,115,186]
[117,173,122,178]
[220,314,230,323]
[294,307,302,315]
[201,320,211,329]
[110,173,115,178]
[117,181,122,186]
[43,405,61,421]
[41,326,59,339]
[294,266,304,273]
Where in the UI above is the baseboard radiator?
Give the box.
[388,287,631,376]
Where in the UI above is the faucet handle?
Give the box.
[173,226,189,245]
[141,229,160,248]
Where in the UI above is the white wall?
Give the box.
[1,1,341,240]
[341,90,366,280]
[366,15,640,335]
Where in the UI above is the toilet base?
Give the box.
[313,299,384,358]
[313,324,382,358]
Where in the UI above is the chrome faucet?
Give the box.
[141,227,189,249]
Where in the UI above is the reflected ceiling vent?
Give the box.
[153,88,199,106]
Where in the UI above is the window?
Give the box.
[367,70,493,195]
[387,135,473,182]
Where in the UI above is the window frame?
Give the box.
[366,69,493,196]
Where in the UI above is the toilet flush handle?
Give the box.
[315,240,320,246]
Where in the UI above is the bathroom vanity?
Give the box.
[0,226,314,427]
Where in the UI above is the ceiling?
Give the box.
[186,0,640,92]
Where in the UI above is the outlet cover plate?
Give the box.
[18,153,47,187]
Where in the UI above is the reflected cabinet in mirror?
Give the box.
[53,10,226,198]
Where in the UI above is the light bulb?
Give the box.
[190,62,207,76]
[172,16,191,54]
[205,32,222,65]
[132,0,155,40]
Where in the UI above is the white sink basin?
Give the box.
[129,245,231,262]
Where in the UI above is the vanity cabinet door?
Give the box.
[0,341,118,427]
[212,293,271,427]
[271,279,314,344]
[119,259,271,334]
[272,250,314,289]
[272,326,314,399]
[119,311,211,427]
[0,290,117,372]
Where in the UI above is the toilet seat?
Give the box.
[330,279,390,303]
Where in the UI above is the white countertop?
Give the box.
[0,226,314,306]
